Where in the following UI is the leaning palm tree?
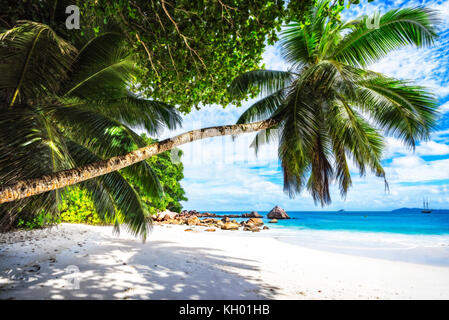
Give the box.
[0,4,439,219]
[228,1,439,205]
[0,21,181,238]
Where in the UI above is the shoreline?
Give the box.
[1,223,449,299]
[159,210,449,267]
[270,227,449,267]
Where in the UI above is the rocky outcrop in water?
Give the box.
[267,206,290,219]
[155,209,274,232]
[242,211,262,218]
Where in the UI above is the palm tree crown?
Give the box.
[0,21,181,238]
[229,1,439,205]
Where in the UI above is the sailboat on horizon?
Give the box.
[422,198,432,214]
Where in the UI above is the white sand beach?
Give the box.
[1,223,449,300]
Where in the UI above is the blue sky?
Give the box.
[158,0,449,212]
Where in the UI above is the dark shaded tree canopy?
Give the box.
[81,0,316,112]
[1,0,318,113]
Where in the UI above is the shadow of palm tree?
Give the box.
[0,237,280,300]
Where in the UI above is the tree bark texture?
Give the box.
[0,118,278,204]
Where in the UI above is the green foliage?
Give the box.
[286,0,363,26]
[14,134,187,229]
[17,211,61,230]
[128,134,188,214]
[77,0,294,112]
[0,0,319,113]
[59,187,104,225]
[0,0,351,234]
[0,22,181,238]
[229,1,439,206]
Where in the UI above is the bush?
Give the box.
[16,211,61,230]
[59,187,104,225]
[14,133,187,230]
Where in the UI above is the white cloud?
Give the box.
[385,137,449,157]
[416,140,449,155]
[440,101,449,114]
[386,156,449,182]
[384,137,412,157]
[261,45,289,71]
[181,163,284,210]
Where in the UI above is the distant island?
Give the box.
[392,208,449,214]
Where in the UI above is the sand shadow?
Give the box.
[0,238,280,300]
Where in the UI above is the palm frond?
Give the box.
[0,104,72,225]
[330,139,352,198]
[46,102,146,157]
[236,89,286,124]
[249,127,279,156]
[66,141,151,239]
[306,132,334,206]
[278,120,311,198]
[333,7,439,67]
[76,31,125,61]
[76,180,117,224]
[119,159,163,200]
[0,104,72,183]
[62,31,134,100]
[228,70,294,98]
[50,103,164,198]
[0,21,76,105]
[277,85,318,198]
[280,22,317,66]
[355,76,438,148]
[328,99,385,179]
[91,91,182,135]
[281,0,332,66]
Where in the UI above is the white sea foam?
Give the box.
[263,227,449,266]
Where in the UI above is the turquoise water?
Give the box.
[206,210,449,266]
[207,210,449,235]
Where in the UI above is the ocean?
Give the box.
[208,210,449,235]
[204,210,449,266]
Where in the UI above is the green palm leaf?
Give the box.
[0,104,72,225]
[0,21,76,105]
[249,127,279,156]
[48,103,164,198]
[334,8,438,67]
[236,89,286,124]
[47,102,146,157]
[92,91,182,135]
[228,70,294,98]
[230,4,438,205]
[63,31,135,100]
[67,141,151,239]
[0,22,180,233]
[280,22,317,65]
[355,76,438,148]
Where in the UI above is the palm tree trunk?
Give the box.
[0,118,279,204]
